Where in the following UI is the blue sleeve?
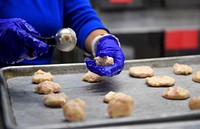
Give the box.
[63,0,109,51]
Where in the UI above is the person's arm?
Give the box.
[64,0,125,76]
[85,29,108,53]
[63,0,109,51]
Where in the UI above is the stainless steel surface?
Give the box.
[33,28,77,52]
[93,120,200,129]
[98,8,200,34]
[1,55,200,129]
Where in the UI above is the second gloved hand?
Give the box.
[86,34,125,76]
[0,18,49,64]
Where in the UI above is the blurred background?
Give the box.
[53,0,200,64]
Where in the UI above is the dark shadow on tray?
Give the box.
[84,78,121,95]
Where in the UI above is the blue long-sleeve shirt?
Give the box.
[0,0,108,65]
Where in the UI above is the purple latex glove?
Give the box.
[0,18,49,64]
[86,34,125,76]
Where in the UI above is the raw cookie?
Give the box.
[82,71,102,83]
[63,98,86,121]
[146,76,175,87]
[104,91,133,105]
[94,56,114,66]
[104,91,117,103]
[192,71,200,83]
[107,96,134,118]
[162,86,190,100]
[32,69,54,84]
[59,34,74,44]
[129,66,154,78]
[189,96,200,110]
[35,81,61,94]
[44,92,68,107]
[173,63,192,75]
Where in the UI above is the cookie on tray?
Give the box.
[35,81,61,94]
[189,96,200,110]
[63,98,86,121]
[192,71,200,83]
[32,69,54,84]
[104,91,117,103]
[107,95,134,118]
[44,92,68,107]
[173,63,192,75]
[104,91,133,105]
[162,86,190,100]
[129,66,154,78]
[146,76,175,87]
[82,71,102,83]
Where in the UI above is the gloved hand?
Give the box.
[0,18,49,64]
[86,34,125,76]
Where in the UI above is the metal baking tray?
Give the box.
[1,55,200,129]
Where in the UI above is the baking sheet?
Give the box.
[1,55,200,129]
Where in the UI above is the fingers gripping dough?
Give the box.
[94,56,114,66]
[35,81,61,94]
[32,69,54,84]
[82,56,113,83]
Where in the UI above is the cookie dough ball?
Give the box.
[146,76,175,87]
[162,87,190,100]
[173,63,192,75]
[107,96,134,118]
[129,66,154,78]
[82,71,102,83]
[32,69,54,84]
[94,56,114,66]
[104,91,117,103]
[59,33,74,44]
[189,96,200,110]
[35,81,61,94]
[104,91,133,106]
[192,71,200,83]
[63,98,86,121]
[44,92,68,107]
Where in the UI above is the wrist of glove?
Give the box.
[0,18,49,64]
[86,34,125,76]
